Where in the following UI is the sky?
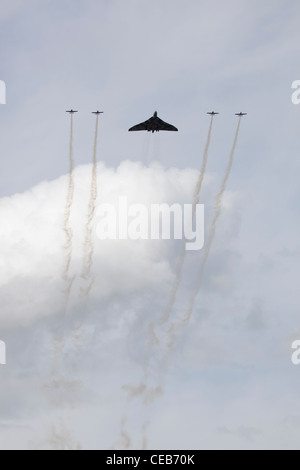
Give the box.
[0,0,300,450]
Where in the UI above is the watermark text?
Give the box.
[291,340,300,365]
[291,80,300,105]
[96,197,205,251]
[0,341,6,365]
[0,80,6,104]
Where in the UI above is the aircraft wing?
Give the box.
[156,117,178,131]
[128,120,150,131]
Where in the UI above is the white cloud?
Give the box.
[0,160,299,450]
[0,161,216,329]
[0,160,248,450]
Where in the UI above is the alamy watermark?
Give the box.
[96,197,205,251]
[291,81,300,105]
[291,340,300,365]
[0,341,6,365]
[0,80,6,104]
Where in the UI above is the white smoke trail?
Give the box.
[46,116,100,449]
[153,132,160,161]
[81,115,100,296]
[62,114,75,300]
[131,118,243,445]
[143,133,151,164]
[117,380,162,449]
[148,115,215,344]
[47,416,82,450]
[192,115,215,214]
[120,413,132,449]
[45,115,81,450]
[127,116,216,446]
[180,116,242,326]
[30,417,82,450]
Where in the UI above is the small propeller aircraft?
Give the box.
[207,111,219,116]
[66,109,78,114]
[235,112,247,116]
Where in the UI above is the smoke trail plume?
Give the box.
[48,115,79,450]
[182,116,242,324]
[48,418,82,450]
[120,414,132,449]
[81,115,100,296]
[133,117,216,445]
[153,132,161,161]
[131,118,243,445]
[192,115,215,213]
[157,115,215,329]
[62,114,75,299]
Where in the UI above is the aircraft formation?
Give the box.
[66,110,247,131]
[61,106,248,449]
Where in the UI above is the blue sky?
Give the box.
[0,0,300,450]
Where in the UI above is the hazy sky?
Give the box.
[0,0,300,450]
